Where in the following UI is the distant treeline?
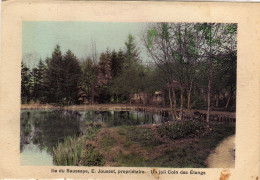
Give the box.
[21,23,237,115]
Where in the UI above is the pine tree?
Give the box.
[21,62,32,103]
[63,50,81,105]
[44,45,81,106]
[31,59,47,103]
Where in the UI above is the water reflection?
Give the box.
[20,109,172,165]
[80,111,172,127]
[20,143,53,166]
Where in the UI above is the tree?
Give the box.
[109,50,125,102]
[63,50,81,105]
[125,34,139,63]
[21,62,32,103]
[196,23,237,121]
[143,22,237,120]
[31,59,47,103]
[81,57,98,104]
[110,50,124,78]
[96,51,112,103]
[107,35,146,103]
[121,34,145,102]
[144,23,202,119]
[44,45,81,107]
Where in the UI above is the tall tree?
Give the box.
[144,23,199,119]
[31,59,47,103]
[81,57,98,104]
[63,49,81,105]
[21,62,32,103]
[109,50,125,102]
[143,22,237,120]
[44,45,64,106]
[96,51,112,103]
[125,34,139,63]
[123,34,145,100]
[197,23,237,121]
[45,45,81,107]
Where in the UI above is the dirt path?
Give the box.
[206,135,235,168]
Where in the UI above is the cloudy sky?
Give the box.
[22,21,151,68]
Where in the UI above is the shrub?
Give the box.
[80,144,105,166]
[157,121,205,140]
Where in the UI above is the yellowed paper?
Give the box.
[0,1,259,179]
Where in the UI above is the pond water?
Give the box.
[20,109,172,166]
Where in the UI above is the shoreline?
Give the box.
[21,104,236,119]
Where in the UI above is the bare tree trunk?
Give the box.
[187,83,192,110]
[171,85,177,119]
[168,85,174,117]
[180,86,184,120]
[207,66,213,123]
[216,93,219,108]
[225,91,231,109]
[90,84,95,105]
[207,24,213,123]
[163,91,166,107]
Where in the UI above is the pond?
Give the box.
[20,109,173,166]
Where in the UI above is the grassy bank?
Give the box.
[53,123,104,166]
[53,121,235,167]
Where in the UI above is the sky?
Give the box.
[22,21,151,68]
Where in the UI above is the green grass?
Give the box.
[100,135,116,152]
[115,153,147,167]
[145,146,207,168]
[113,145,207,168]
[144,123,235,168]
[53,123,103,166]
[117,126,162,150]
[198,123,235,149]
[53,122,235,167]
[117,127,132,148]
[114,123,235,168]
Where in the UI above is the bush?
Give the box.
[81,144,105,166]
[157,121,205,140]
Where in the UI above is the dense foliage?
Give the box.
[21,23,237,112]
[157,121,205,140]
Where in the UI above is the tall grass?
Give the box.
[53,135,83,166]
[53,123,104,166]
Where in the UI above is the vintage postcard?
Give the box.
[0,1,259,179]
